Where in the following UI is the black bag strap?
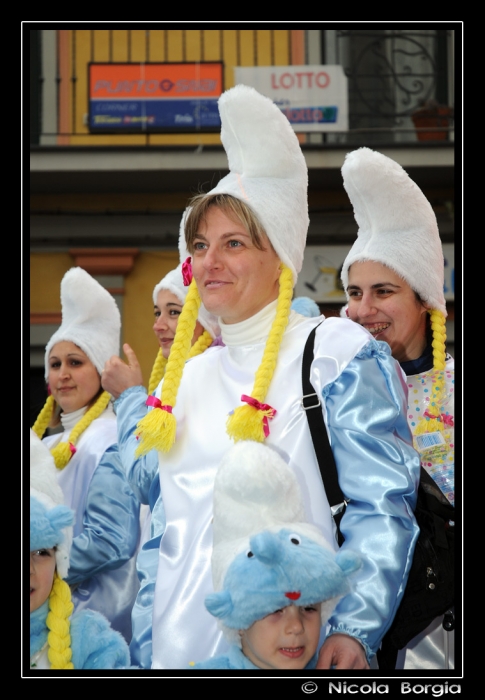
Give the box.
[302,324,347,546]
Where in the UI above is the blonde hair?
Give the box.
[46,572,74,669]
[147,330,213,395]
[135,263,293,455]
[32,391,112,469]
[414,308,448,436]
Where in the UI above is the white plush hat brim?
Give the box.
[194,85,308,285]
[340,148,446,316]
[44,267,121,379]
[152,265,187,306]
[30,430,73,578]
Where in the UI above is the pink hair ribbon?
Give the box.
[182,257,193,286]
[146,395,173,414]
[423,409,454,427]
[240,394,277,438]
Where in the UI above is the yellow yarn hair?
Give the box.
[32,394,56,440]
[226,264,293,443]
[46,572,74,669]
[414,308,448,436]
[189,329,213,358]
[49,391,111,469]
[135,278,201,455]
[148,349,168,395]
[147,330,213,397]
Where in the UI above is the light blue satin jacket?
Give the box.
[43,407,141,643]
[115,387,164,668]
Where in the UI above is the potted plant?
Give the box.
[412,99,454,142]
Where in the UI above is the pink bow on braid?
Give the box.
[182,257,193,286]
[241,394,277,437]
[146,395,173,414]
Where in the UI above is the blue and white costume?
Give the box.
[43,403,140,643]
[135,305,420,669]
[30,601,131,670]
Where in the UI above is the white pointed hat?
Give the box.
[340,147,446,316]
[44,267,121,379]
[30,429,73,578]
[182,84,309,285]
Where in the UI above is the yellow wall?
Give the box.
[30,250,181,386]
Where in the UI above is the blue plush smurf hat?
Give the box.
[207,441,361,643]
[30,429,74,578]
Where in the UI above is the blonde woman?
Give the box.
[119,86,420,670]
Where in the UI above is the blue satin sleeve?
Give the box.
[114,386,159,505]
[66,445,140,585]
[322,340,420,659]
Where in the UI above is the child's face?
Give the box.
[240,603,321,670]
[30,548,56,613]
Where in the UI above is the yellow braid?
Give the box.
[135,279,201,455]
[32,395,56,439]
[147,330,212,397]
[148,349,168,395]
[50,391,112,469]
[46,573,74,669]
[414,309,448,436]
[226,264,293,443]
[189,329,213,359]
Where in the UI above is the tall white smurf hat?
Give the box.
[30,429,74,578]
[340,147,446,316]
[44,267,121,379]
[153,260,220,340]
[208,441,361,642]
[184,84,309,284]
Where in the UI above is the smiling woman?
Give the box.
[124,85,421,671]
[340,147,455,671]
[31,267,140,644]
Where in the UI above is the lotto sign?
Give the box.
[234,65,348,132]
[88,62,223,132]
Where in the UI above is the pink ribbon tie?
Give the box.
[441,414,454,427]
[182,257,193,286]
[240,394,277,438]
[146,396,173,413]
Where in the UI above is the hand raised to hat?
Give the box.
[316,633,370,670]
[101,343,143,399]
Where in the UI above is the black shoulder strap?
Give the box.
[302,324,347,546]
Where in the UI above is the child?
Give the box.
[29,429,131,670]
[192,441,361,670]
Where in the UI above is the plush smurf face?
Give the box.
[205,527,361,634]
[30,548,56,613]
[240,602,321,670]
